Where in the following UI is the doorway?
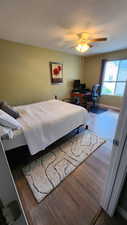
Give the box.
[3,87,127,225]
[10,109,121,225]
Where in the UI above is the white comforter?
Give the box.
[15,100,88,155]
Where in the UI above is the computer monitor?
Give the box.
[73,80,80,89]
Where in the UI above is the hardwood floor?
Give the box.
[12,110,126,225]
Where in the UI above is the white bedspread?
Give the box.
[15,100,88,155]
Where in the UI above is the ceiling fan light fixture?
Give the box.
[75,43,89,53]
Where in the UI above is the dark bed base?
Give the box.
[76,124,88,134]
[6,124,88,169]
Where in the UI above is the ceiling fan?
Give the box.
[66,32,108,53]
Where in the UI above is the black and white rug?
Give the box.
[23,130,105,202]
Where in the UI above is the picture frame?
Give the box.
[49,62,63,84]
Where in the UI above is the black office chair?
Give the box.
[85,84,101,110]
[91,84,101,107]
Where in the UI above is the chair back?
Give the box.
[91,84,100,97]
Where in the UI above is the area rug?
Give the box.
[23,130,105,203]
[90,106,108,114]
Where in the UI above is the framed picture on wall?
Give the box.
[49,62,63,84]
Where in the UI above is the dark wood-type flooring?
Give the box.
[11,110,126,225]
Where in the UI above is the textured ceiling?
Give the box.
[0,0,127,55]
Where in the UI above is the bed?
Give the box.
[2,100,88,155]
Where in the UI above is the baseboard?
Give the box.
[118,207,127,220]
[98,103,120,112]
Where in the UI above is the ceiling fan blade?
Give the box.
[63,39,76,43]
[70,45,77,48]
[64,34,79,41]
[89,44,93,48]
[76,33,82,39]
[89,37,108,42]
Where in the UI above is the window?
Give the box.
[101,60,127,96]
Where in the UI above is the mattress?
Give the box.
[2,100,88,154]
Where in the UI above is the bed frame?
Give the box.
[6,124,89,168]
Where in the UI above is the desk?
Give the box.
[71,92,91,105]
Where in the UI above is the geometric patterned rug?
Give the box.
[23,130,105,203]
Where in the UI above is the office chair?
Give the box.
[85,84,101,110]
[91,84,101,107]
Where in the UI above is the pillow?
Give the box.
[0,102,20,119]
[0,110,22,130]
[0,125,14,139]
[0,101,4,107]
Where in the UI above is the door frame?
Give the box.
[0,140,29,225]
[101,81,127,216]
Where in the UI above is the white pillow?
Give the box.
[0,110,22,130]
[0,125,14,139]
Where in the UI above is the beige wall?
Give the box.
[83,49,127,108]
[1,38,126,108]
[0,39,83,106]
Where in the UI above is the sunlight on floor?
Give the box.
[88,110,119,141]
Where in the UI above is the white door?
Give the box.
[0,140,28,225]
[101,82,127,216]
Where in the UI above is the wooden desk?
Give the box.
[71,92,91,105]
